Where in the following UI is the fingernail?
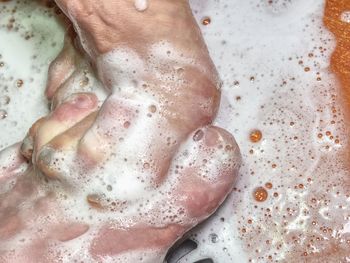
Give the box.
[20,134,34,160]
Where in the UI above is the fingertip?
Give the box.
[35,112,98,180]
[169,125,241,221]
[51,92,98,122]
[20,134,34,160]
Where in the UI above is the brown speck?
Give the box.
[202,16,211,25]
[87,194,103,209]
[16,79,24,88]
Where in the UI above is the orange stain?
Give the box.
[324,0,350,112]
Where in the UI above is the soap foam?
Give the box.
[134,0,148,12]
[0,1,64,150]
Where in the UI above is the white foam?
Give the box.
[340,11,350,23]
[0,1,64,150]
[134,0,149,12]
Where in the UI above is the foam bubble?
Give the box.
[340,11,350,23]
[134,0,148,12]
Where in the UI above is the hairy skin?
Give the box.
[0,1,241,262]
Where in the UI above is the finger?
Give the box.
[51,63,107,109]
[85,93,185,185]
[90,224,183,260]
[78,93,138,163]
[20,91,97,161]
[36,112,97,180]
[20,117,46,160]
[34,92,98,160]
[53,0,72,16]
[45,27,78,100]
[167,125,241,223]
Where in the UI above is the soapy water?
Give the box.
[0,0,64,150]
[0,0,349,262]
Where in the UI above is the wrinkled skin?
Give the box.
[0,1,241,262]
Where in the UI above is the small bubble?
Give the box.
[202,16,211,25]
[340,11,350,23]
[0,62,4,67]
[265,182,273,189]
[193,129,204,141]
[0,109,7,120]
[177,68,184,74]
[143,162,150,169]
[106,185,113,191]
[253,187,268,202]
[0,96,10,106]
[249,129,262,143]
[16,79,24,88]
[209,233,219,243]
[80,77,89,87]
[123,121,131,128]
[148,105,157,113]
